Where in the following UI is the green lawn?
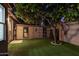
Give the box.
[8,39,79,56]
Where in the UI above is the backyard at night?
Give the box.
[7,4,79,56]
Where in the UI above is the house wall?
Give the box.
[16,24,43,39]
[7,5,19,42]
[8,16,14,42]
[63,22,79,45]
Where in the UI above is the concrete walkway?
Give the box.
[10,40,23,44]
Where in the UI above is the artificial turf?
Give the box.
[8,39,79,56]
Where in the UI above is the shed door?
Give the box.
[23,27,28,38]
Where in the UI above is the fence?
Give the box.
[63,22,79,45]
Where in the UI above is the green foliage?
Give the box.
[15,4,79,24]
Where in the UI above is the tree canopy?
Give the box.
[15,3,79,25]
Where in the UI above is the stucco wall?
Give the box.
[64,22,79,45]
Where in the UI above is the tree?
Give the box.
[15,3,79,24]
